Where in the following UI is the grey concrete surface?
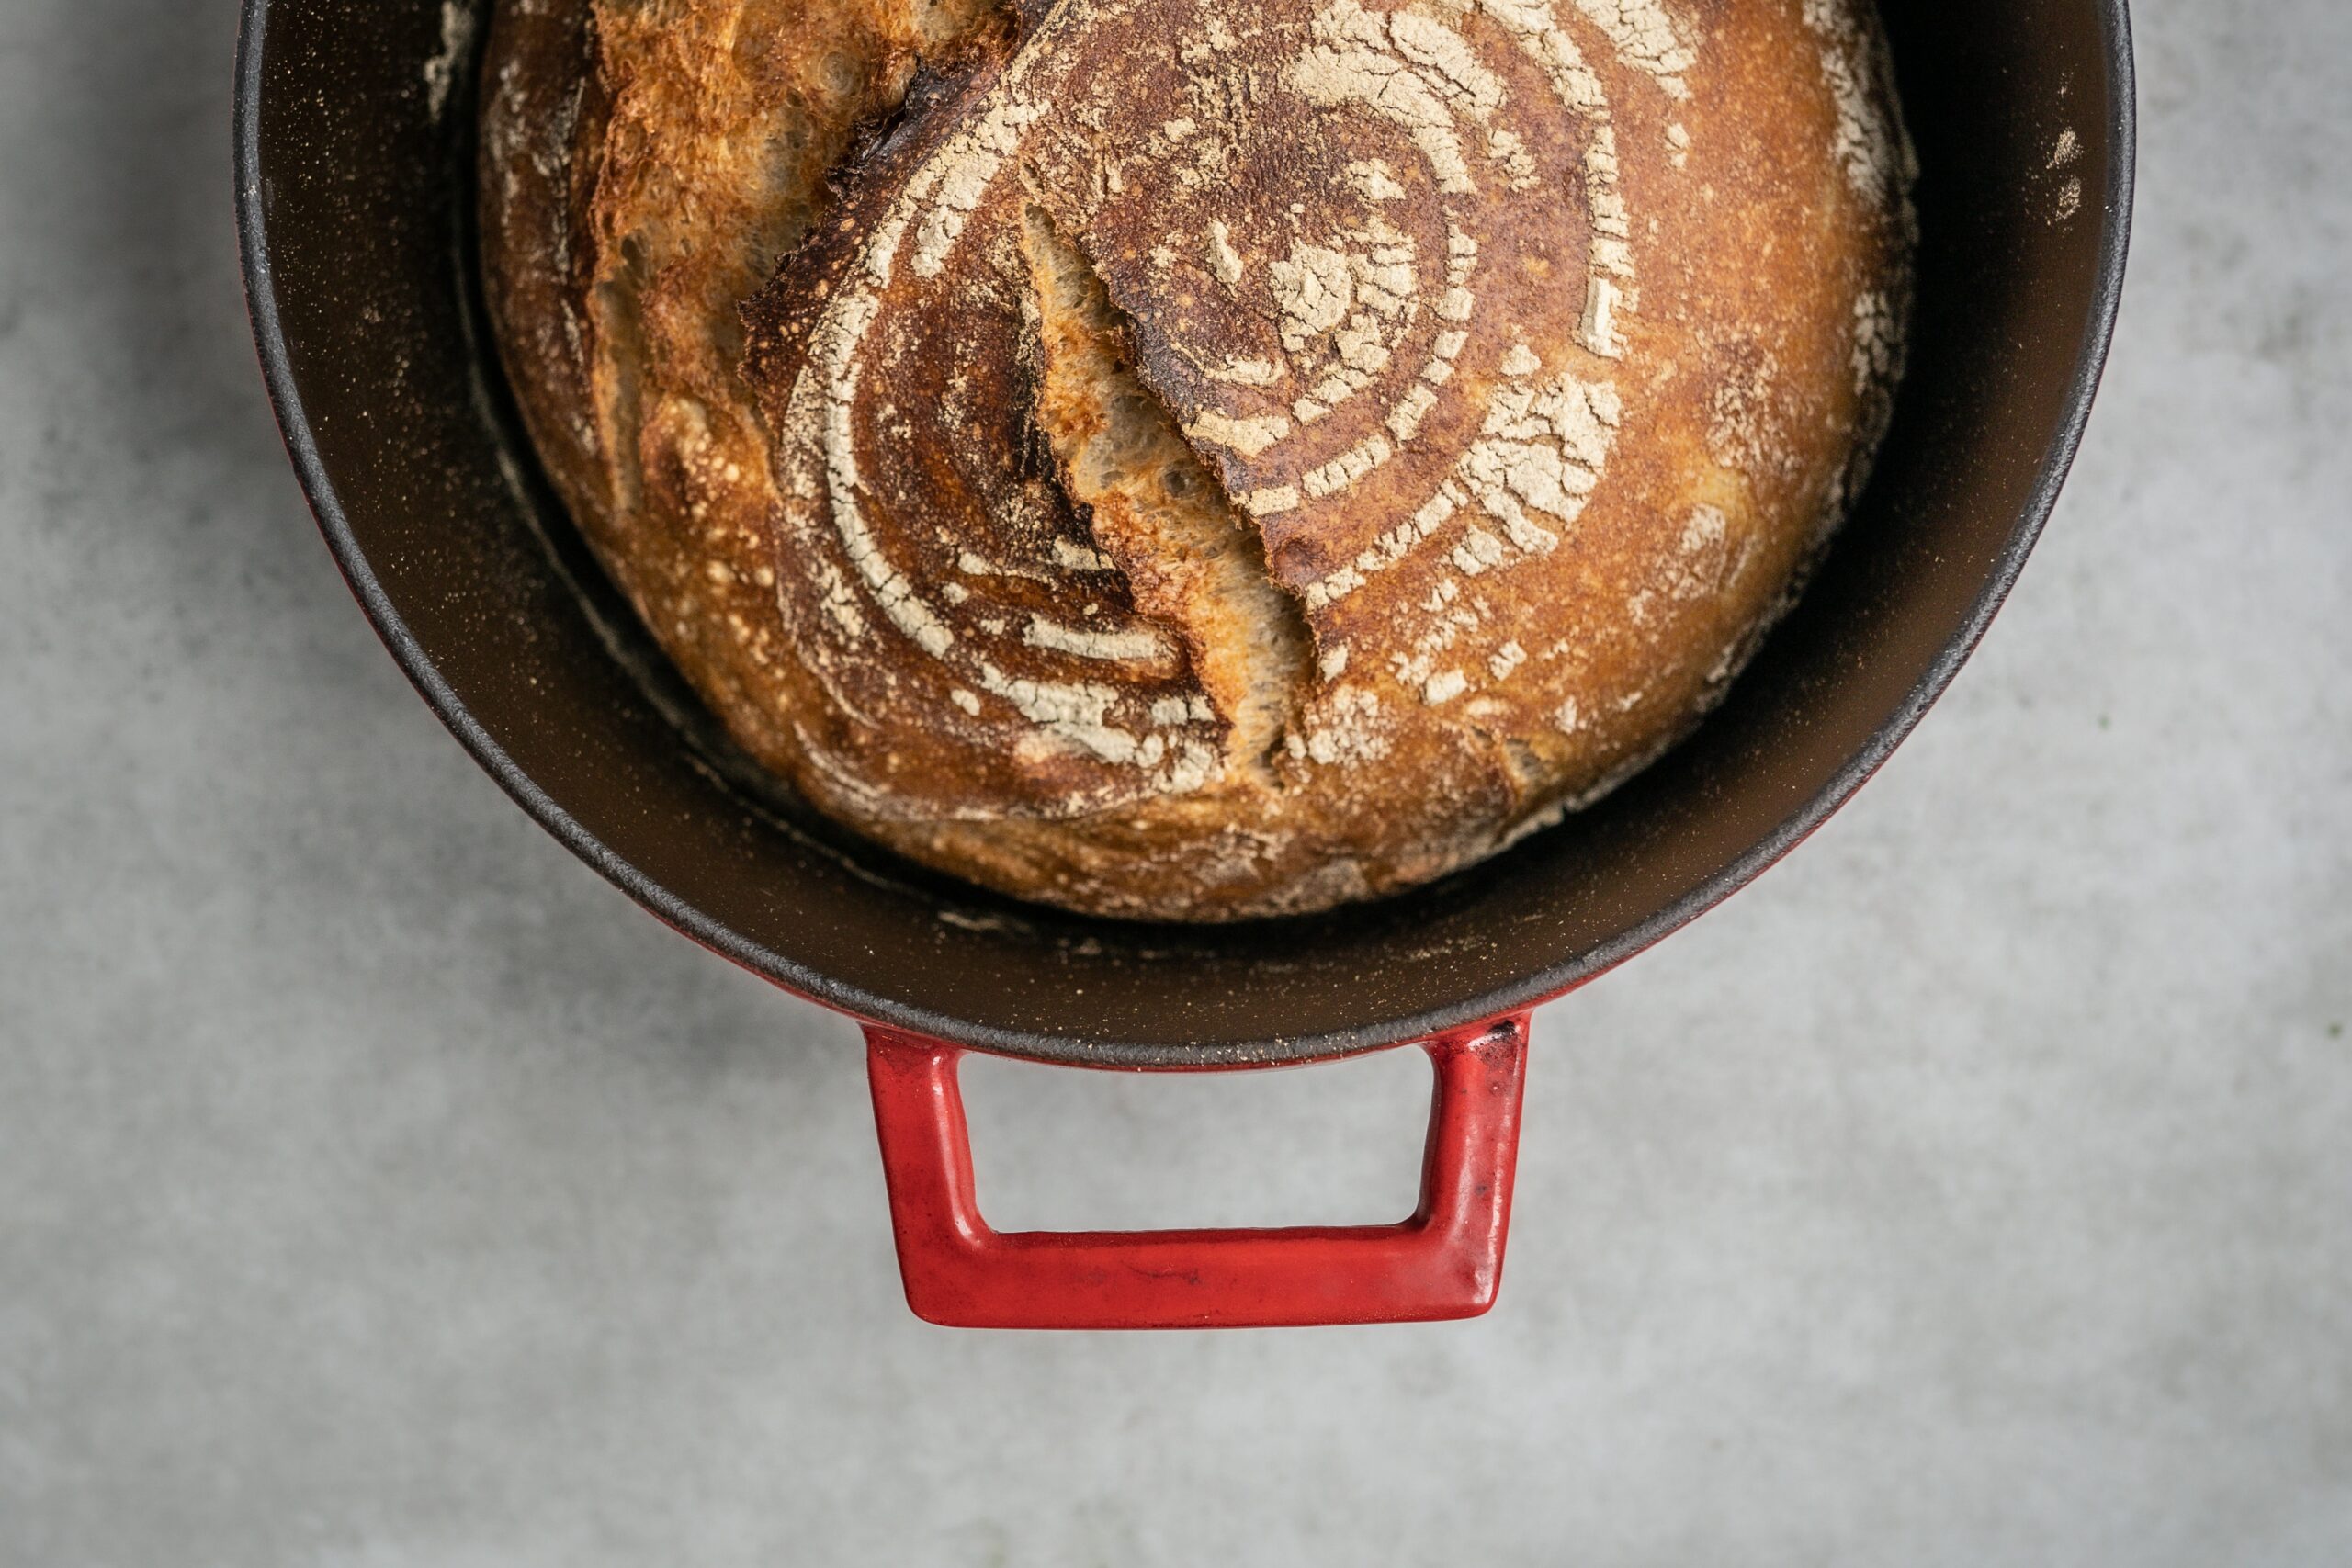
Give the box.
[3,0,2347,1562]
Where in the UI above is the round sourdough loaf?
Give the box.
[480,0,1915,921]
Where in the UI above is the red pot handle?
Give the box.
[865,1014,1531,1329]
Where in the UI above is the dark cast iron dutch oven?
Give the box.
[237,0,2134,1329]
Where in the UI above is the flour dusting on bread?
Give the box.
[481,0,1917,920]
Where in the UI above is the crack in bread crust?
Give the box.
[1021,206,1316,782]
[483,0,1918,921]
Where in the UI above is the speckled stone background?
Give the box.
[3,1,2347,1562]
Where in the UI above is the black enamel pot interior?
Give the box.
[236,0,2133,1070]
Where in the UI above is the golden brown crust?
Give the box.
[481,0,1915,921]
[481,0,1009,772]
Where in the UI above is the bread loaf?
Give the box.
[481,0,1915,921]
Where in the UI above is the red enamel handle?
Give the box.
[865,1014,1531,1329]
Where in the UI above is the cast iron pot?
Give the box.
[237,0,2133,1329]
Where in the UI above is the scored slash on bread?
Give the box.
[481,0,1916,921]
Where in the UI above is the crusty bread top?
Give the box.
[483,0,1915,921]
